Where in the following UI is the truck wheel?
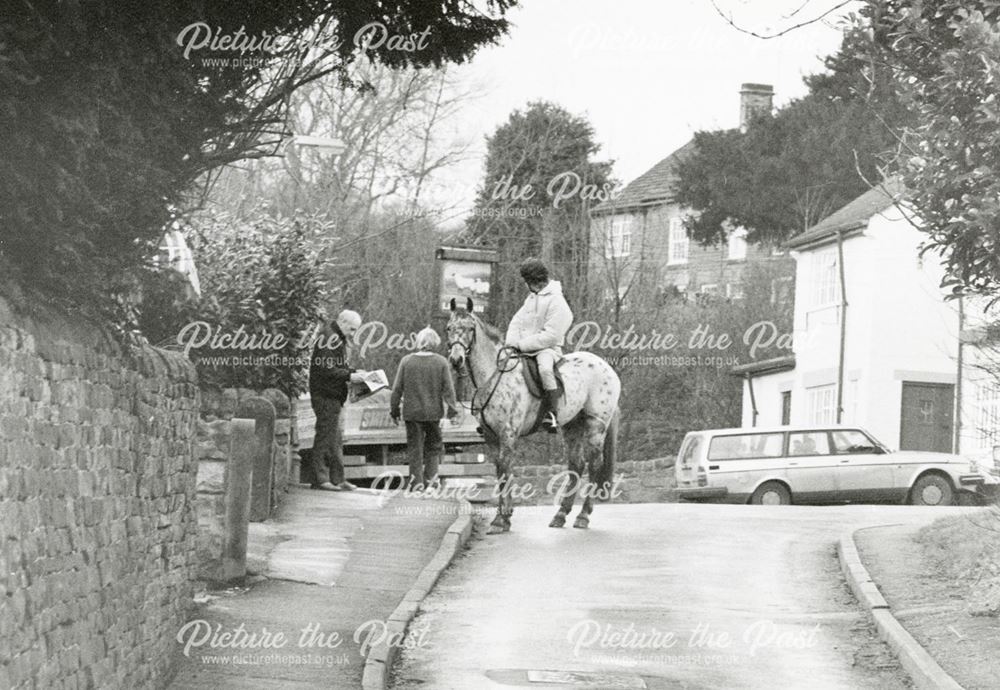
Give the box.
[909,474,954,506]
[751,481,791,506]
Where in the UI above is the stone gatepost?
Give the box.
[221,418,256,581]
[236,396,277,522]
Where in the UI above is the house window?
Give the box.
[727,227,748,261]
[668,217,689,265]
[696,283,721,306]
[806,384,837,425]
[975,381,1000,449]
[810,249,839,307]
[606,216,632,258]
[158,228,202,297]
[781,391,792,425]
[771,276,793,306]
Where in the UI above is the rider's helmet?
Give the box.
[519,258,548,284]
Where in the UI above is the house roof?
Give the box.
[591,139,697,215]
[730,355,796,378]
[784,177,906,250]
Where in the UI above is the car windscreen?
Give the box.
[707,432,785,461]
[830,429,881,454]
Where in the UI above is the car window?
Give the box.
[831,429,879,454]
[679,435,703,466]
[708,433,784,460]
[788,432,830,456]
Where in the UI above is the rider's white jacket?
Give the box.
[504,279,573,354]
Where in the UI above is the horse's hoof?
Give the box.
[549,514,566,528]
[487,518,511,535]
[573,516,589,529]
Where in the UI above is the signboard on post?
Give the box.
[435,246,498,314]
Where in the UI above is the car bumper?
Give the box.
[676,485,729,500]
[959,473,1000,497]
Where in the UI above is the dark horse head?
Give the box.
[446,297,476,371]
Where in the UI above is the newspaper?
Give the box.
[349,369,390,402]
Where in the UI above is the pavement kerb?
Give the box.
[361,499,475,690]
[838,527,965,690]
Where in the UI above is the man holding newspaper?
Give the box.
[308,309,371,491]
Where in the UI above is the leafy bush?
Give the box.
[141,209,333,397]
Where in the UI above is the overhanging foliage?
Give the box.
[0,0,515,320]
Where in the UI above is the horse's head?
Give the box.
[447,297,477,370]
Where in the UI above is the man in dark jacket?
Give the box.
[308,309,364,491]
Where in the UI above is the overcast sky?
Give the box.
[428,0,856,224]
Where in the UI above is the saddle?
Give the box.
[521,353,565,399]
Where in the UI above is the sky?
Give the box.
[428,0,857,224]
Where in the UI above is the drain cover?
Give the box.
[525,670,647,688]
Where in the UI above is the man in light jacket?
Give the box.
[505,258,573,431]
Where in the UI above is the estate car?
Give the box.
[674,425,1000,506]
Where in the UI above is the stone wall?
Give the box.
[0,285,199,689]
[199,387,292,496]
[506,455,676,506]
[467,452,677,507]
[194,388,292,581]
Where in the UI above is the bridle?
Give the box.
[447,316,520,419]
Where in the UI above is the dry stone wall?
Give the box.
[0,286,199,689]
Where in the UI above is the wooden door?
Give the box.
[900,382,954,453]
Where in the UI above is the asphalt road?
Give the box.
[392,502,971,690]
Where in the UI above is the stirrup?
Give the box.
[543,412,559,432]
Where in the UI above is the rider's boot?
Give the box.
[542,388,560,433]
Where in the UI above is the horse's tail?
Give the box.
[596,407,620,501]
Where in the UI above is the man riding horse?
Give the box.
[504,258,572,432]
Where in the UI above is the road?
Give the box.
[392,502,970,690]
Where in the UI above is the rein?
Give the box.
[449,319,520,423]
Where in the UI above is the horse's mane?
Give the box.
[473,315,504,344]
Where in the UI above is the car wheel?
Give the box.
[909,474,954,506]
[751,481,791,506]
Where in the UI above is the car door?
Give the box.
[830,429,898,501]
[785,431,838,502]
[705,431,786,501]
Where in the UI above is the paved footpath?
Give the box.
[167,486,459,689]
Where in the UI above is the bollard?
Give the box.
[236,396,276,522]
[222,418,255,581]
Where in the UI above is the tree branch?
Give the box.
[709,0,852,39]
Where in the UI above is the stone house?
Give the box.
[589,83,794,304]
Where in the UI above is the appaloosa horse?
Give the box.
[446,298,621,534]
